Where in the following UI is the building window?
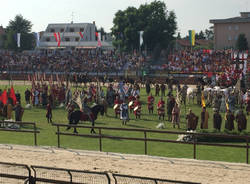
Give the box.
[69,28,74,32]
[75,37,80,41]
[50,29,55,33]
[228,26,231,31]
[235,25,239,30]
[46,37,50,42]
[80,28,84,32]
[228,35,232,41]
[235,35,238,40]
[65,37,70,42]
[60,28,64,32]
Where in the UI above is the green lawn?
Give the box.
[0,83,249,164]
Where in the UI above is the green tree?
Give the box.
[195,31,206,40]
[111,1,177,53]
[4,14,35,51]
[205,27,214,40]
[236,33,248,51]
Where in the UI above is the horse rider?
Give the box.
[82,96,93,121]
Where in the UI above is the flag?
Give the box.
[53,32,61,47]
[189,30,195,46]
[79,32,84,40]
[97,32,102,47]
[201,92,206,107]
[139,31,144,46]
[226,101,229,111]
[17,33,21,48]
[36,32,40,47]
[95,32,99,41]
[9,87,17,105]
[0,90,7,105]
[176,90,181,107]
[235,78,241,92]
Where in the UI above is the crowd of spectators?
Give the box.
[0,49,249,78]
[150,49,249,73]
[0,49,145,73]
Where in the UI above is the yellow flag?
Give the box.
[226,101,229,111]
[201,92,206,107]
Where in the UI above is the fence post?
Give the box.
[57,126,60,148]
[34,123,37,146]
[246,137,249,164]
[193,134,196,159]
[144,131,147,155]
[68,170,72,183]
[99,128,102,152]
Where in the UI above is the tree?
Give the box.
[236,33,248,51]
[195,31,206,40]
[4,14,35,51]
[205,27,214,40]
[111,1,177,53]
[177,32,181,39]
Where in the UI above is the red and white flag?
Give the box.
[54,32,61,47]
[79,32,84,40]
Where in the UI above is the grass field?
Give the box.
[0,83,249,164]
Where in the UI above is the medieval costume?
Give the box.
[172,104,180,128]
[213,109,222,131]
[157,98,165,120]
[133,96,141,119]
[13,102,23,122]
[201,107,209,129]
[114,97,122,118]
[186,109,198,131]
[120,101,129,125]
[46,103,52,123]
[225,110,235,131]
[235,110,247,132]
[155,84,160,96]
[147,94,154,114]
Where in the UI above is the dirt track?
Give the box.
[0,144,250,184]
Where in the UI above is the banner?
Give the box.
[36,32,40,47]
[201,92,206,108]
[139,31,144,46]
[97,32,102,47]
[53,32,61,47]
[17,33,21,48]
[79,32,84,39]
[189,30,195,46]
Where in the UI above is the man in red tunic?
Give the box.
[114,96,122,118]
[128,95,136,113]
[133,95,141,119]
[157,97,165,120]
[147,93,154,114]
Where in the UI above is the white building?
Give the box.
[39,22,113,49]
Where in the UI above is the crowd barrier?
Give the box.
[0,162,200,184]
[113,174,201,184]
[52,124,250,164]
[0,121,39,146]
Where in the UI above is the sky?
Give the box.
[0,0,249,37]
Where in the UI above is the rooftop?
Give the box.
[210,12,250,24]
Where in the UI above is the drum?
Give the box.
[129,101,133,107]
[134,106,139,111]
[113,104,118,110]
